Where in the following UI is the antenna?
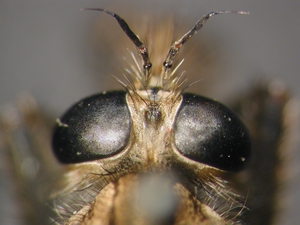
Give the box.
[83,8,152,86]
[161,11,249,82]
[83,9,248,89]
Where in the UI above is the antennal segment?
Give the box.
[161,11,249,83]
[84,8,152,87]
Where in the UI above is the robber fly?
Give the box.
[0,8,295,225]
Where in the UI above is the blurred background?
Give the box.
[1,0,300,224]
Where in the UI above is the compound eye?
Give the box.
[174,93,251,172]
[52,91,131,164]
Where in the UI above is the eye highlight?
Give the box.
[174,93,251,172]
[52,91,131,164]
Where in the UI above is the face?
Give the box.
[0,2,299,225]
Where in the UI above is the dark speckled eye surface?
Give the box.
[52,91,131,163]
[174,93,251,172]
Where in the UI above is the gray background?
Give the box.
[1,0,300,224]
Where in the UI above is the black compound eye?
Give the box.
[174,93,251,172]
[52,91,131,164]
